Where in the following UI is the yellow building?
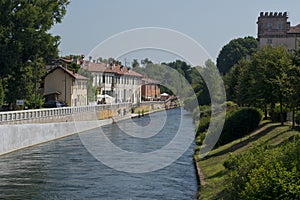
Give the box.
[44,66,88,106]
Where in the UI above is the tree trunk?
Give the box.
[292,107,295,129]
[280,97,284,126]
[264,103,268,119]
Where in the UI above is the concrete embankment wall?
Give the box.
[0,102,165,156]
[134,102,165,113]
[0,103,132,156]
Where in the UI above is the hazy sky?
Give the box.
[50,0,300,64]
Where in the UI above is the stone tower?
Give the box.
[257,12,289,38]
[257,12,300,50]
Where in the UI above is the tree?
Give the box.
[217,36,257,75]
[141,58,153,66]
[0,0,69,109]
[132,59,139,69]
[78,68,97,103]
[249,46,291,125]
[224,59,250,103]
[0,80,4,110]
[284,65,300,128]
[68,62,80,73]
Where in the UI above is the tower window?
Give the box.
[267,39,272,44]
[267,23,272,30]
[278,22,282,30]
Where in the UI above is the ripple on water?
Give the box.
[0,108,198,199]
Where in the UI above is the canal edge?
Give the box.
[193,155,207,198]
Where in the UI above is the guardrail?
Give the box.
[0,103,132,123]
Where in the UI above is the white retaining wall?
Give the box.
[0,118,115,156]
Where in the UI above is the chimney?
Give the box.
[87,56,92,71]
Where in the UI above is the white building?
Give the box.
[81,60,143,104]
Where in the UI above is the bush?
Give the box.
[223,136,300,199]
[218,107,263,146]
[196,116,211,136]
[195,132,207,145]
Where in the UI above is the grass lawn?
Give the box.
[194,120,299,200]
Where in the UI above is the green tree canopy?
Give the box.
[0,0,69,109]
[217,36,258,75]
[0,80,4,110]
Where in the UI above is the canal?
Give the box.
[0,108,198,199]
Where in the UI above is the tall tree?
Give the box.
[284,65,300,128]
[217,36,257,75]
[0,80,4,110]
[224,59,250,103]
[0,0,69,109]
[132,59,139,69]
[250,46,291,125]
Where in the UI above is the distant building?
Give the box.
[43,66,89,106]
[257,12,300,51]
[141,77,160,101]
[81,59,143,104]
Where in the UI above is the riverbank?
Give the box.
[194,121,299,199]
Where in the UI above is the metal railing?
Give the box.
[0,103,132,123]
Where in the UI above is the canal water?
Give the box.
[0,108,198,199]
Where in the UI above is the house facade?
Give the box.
[81,60,143,104]
[44,66,88,106]
[257,12,300,50]
[141,78,160,101]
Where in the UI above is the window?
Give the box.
[267,39,272,44]
[267,23,272,30]
[278,22,282,30]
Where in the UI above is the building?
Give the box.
[43,66,89,106]
[81,59,143,104]
[141,77,160,101]
[257,12,300,51]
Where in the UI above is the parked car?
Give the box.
[43,101,66,108]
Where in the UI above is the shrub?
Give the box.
[224,136,300,199]
[196,116,211,136]
[218,107,263,146]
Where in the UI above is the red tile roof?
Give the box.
[46,66,89,80]
[81,61,143,77]
[288,24,300,34]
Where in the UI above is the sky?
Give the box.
[50,0,300,64]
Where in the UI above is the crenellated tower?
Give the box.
[257,12,300,50]
[257,12,289,38]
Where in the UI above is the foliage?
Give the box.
[67,61,80,73]
[217,36,258,75]
[141,58,153,65]
[225,45,298,125]
[218,107,263,146]
[224,59,250,103]
[0,80,4,109]
[223,136,300,199]
[295,111,300,125]
[78,68,97,102]
[0,0,69,109]
[132,59,139,69]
